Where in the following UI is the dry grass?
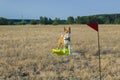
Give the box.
[0,25,119,80]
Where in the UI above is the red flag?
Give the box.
[87,23,98,32]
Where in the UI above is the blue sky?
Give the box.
[0,0,120,19]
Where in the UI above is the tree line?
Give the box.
[0,14,120,25]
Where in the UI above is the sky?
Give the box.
[0,0,120,19]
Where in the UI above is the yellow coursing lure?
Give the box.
[52,48,69,56]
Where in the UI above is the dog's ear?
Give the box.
[69,27,71,33]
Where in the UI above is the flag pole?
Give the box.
[97,26,102,80]
[87,23,102,80]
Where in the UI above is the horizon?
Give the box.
[0,0,120,19]
[5,13,120,20]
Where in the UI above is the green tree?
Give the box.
[0,17,8,25]
[75,16,81,24]
[104,17,110,24]
[67,16,74,24]
[80,16,89,24]
[40,16,48,25]
[48,18,53,24]
[30,19,37,25]
[8,21,14,25]
[53,17,60,25]
[114,18,120,24]
[19,20,26,25]
[40,16,44,24]
[97,16,104,24]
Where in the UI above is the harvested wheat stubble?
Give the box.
[0,25,119,80]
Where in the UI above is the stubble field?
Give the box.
[0,25,120,80]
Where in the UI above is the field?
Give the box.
[0,25,120,80]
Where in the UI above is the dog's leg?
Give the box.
[57,41,61,49]
[57,33,64,49]
[64,47,66,53]
[68,45,71,54]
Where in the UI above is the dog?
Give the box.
[57,27,71,54]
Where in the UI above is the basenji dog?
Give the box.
[57,27,71,54]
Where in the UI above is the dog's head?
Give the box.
[64,27,71,34]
